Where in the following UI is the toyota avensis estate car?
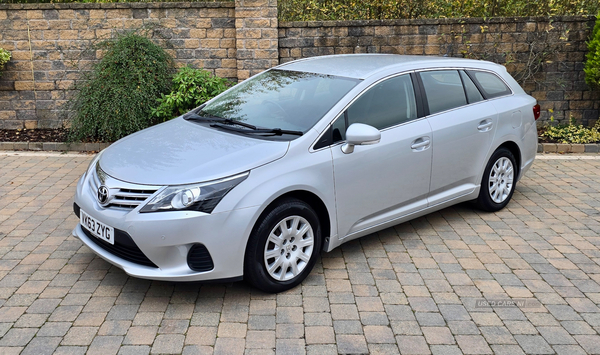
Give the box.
[73,54,538,292]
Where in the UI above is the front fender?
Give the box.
[217,146,338,254]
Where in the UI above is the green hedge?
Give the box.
[279,0,599,21]
[585,13,600,89]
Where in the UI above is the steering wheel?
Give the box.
[262,100,290,120]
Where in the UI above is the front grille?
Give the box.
[89,163,160,210]
[187,244,214,272]
[81,226,158,268]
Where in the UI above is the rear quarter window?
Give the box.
[468,70,512,99]
[419,70,467,115]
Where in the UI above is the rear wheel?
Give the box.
[475,147,517,212]
[244,198,321,293]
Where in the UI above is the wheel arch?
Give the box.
[265,190,331,252]
[497,140,522,178]
[247,190,332,255]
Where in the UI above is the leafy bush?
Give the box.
[152,66,231,121]
[68,32,173,143]
[279,0,599,21]
[0,48,11,77]
[540,120,600,144]
[584,13,600,89]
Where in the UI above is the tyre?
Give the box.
[475,147,517,212]
[244,198,322,293]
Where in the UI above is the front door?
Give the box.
[331,74,433,238]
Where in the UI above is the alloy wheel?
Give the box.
[488,157,514,204]
[263,215,314,281]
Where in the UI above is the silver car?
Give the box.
[73,54,538,292]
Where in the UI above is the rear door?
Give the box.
[418,69,499,206]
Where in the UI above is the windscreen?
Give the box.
[200,69,360,133]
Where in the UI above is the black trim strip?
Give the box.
[411,72,429,117]
[464,70,490,100]
[82,225,159,268]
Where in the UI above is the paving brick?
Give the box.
[337,334,369,354]
[150,334,184,354]
[396,335,431,354]
[513,335,554,354]
[61,326,98,346]
[21,336,61,355]
[88,335,123,355]
[275,338,304,355]
[246,330,276,348]
[0,327,38,346]
[185,326,217,346]
[455,335,493,354]
[123,326,157,345]
[276,323,304,339]
[364,325,395,344]
[422,326,455,345]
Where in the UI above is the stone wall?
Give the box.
[279,16,600,126]
[0,4,598,129]
[235,0,278,81]
[0,1,277,129]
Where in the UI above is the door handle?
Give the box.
[478,120,493,132]
[411,137,430,151]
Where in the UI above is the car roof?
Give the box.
[277,54,502,79]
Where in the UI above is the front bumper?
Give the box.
[73,172,259,282]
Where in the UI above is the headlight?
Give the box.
[84,150,104,179]
[140,172,249,214]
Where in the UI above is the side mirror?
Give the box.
[341,123,381,154]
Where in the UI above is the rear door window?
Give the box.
[467,70,512,98]
[419,70,467,115]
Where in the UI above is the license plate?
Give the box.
[80,209,114,245]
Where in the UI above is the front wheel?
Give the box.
[244,198,322,293]
[475,147,517,212]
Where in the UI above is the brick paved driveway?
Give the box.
[1,151,600,355]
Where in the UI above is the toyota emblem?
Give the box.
[97,186,110,206]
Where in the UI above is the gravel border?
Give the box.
[1,142,599,153]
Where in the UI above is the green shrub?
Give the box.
[541,120,600,144]
[68,32,173,142]
[584,13,600,89]
[0,48,11,77]
[152,66,231,121]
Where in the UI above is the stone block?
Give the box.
[542,143,557,153]
[556,143,570,153]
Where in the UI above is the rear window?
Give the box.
[467,70,512,99]
[419,70,467,115]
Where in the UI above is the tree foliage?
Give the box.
[584,13,600,89]
[152,66,231,121]
[68,32,173,142]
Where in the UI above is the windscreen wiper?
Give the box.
[183,113,257,130]
[209,123,303,136]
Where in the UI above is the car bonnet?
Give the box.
[98,117,290,186]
